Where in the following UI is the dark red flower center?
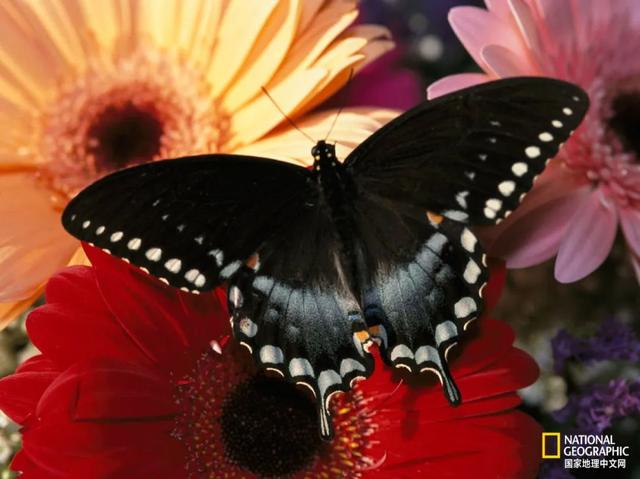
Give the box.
[220,376,321,477]
[87,101,164,171]
[608,92,640,158]
[173,345,379,478]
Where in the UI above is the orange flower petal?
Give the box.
[0,173,77,302]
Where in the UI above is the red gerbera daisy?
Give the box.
[0,246,541,478]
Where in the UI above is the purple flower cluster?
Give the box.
[552,318,640,373]
[539,462,576,479]
[553,379,640,434]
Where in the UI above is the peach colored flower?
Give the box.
[428,0,640,283]
[0,0,395,327]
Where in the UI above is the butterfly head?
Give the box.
[311,141,337,171]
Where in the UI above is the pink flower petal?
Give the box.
[427,73,489,99]
[481,44,534,77]
[508,0,544,66]
[486,185,589,268]
[484,0,513,21]
[448,6,527,71]
[555,190,619,283]
[536,0,576,57]
[620,208,640,257]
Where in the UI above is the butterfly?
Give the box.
[62,77,588,439]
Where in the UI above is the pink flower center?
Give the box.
[562,77,640,209]
[608,91,640,157]
[172,346,379,478]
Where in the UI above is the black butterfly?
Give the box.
[62,77,588,439]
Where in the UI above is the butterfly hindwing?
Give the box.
[345,77,589,224]
[62,155,312,292]
[227,195,373,440]
[353,192,487,402]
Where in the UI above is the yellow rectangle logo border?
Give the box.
[542,432,561,459]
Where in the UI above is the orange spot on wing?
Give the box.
[354,330,370,343]
[427,211,443,225]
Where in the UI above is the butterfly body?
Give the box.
[62,77,590,440]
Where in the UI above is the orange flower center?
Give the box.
[173,345,378,478]
[36,49,230,204]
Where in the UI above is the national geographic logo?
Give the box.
[543,433,631,471]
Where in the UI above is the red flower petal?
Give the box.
[70,360,177,420]
[0,360,57,424]
[84,245,228,376]
[28,267,150,369]
[22,420,185,479]
[366,411,542,478]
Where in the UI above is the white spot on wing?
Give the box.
[390,344,414,361]
[426,232,448,254]
[563,107,573,115]
[483,207,496,219]
[289,358,314,378]
[238,317,257,337]
[486,198,502,211]
[552,120,563,128]
[435,320,458,346]
[415,345,440,366]
[455,191,469,209]
[463,260,481,284]
[461,228,476,253]
[208,249,224,267]
[95,226,105,235]
[110,231,123,242]
[318,370,342,410]
[229,285,243,308]
[128,238,141,250]
[339,358,366,378]
[525,146,540,158]
[498,180,516,196]
[185,269,200,283]
[512,162,528,177]
[145,248,162,261]
[220,260,241,279]
[442,210,468,222]
[454,297,477,319]
[259,345,284,364]
[164,258,182,273]
[82,220,90,229]
[539,132,554,142]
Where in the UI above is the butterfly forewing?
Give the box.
[62,155,312,292]
[345,77,589,224]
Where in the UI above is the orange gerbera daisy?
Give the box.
[0,0,395,326]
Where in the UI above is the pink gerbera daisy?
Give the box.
[429,0,640,283]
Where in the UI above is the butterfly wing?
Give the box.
[344,77,588,398]
[344,77,589,224]
[62,154,312,292]
[353,192,486,404]
[228,196,373,440]
[63,154,371,439]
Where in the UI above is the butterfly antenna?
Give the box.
[324,68,354,142]
[261,86,314,143]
